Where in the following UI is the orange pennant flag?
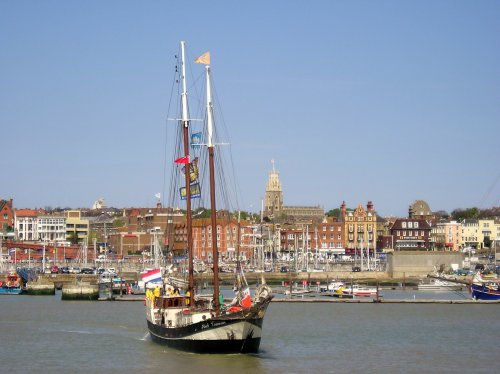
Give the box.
[195,51,210,65]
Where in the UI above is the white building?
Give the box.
[14,209,39,241]
[37,216,66,243]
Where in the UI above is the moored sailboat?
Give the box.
[145,41,273,353]
[470,272,500,300]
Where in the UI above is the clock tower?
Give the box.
[264,160,283,217]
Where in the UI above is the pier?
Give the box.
[272,298,500,304]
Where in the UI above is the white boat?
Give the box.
[284,287,311,296]
[319,280,345,293]
[418,278,463,291]
[145,41,273,354]
[98,272,114,300]
[342,284,378,297]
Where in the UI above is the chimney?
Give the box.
[367,201,373,212]
[341,201,346,218]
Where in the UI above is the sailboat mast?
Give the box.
[205,64,221,315]
[180,41,195,305]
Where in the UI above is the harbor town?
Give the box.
[2,166,499,301]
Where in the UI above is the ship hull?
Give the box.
[0,287,22,295]
[471,284,500,300]
[147,315,264,353]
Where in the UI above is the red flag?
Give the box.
[174,155,190,164]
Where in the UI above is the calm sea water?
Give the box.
[1,290,499,374]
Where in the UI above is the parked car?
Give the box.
[59,266,70,274]
[352,266,361,272]
[280,266,290,273]
[81,268,95,274]
[50,265,59,274]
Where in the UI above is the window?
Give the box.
[402,222,407,228]
[408,222,413,228]
[414,222,419,228]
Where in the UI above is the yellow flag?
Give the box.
[195,51,210,65]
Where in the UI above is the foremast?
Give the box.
[204,63,221,316]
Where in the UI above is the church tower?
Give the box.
[264,160,283,217]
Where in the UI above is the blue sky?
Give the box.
[1,0,499,217]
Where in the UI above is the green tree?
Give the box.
[68,231,79,245]
[451,207,479,221]
[326,208,340,218]
[484,236,492,249]
[113,217,125,228]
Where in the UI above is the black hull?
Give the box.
[147,315,264,354]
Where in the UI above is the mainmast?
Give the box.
[205,64,221,315]
[180,41,195,306]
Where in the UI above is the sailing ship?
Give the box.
[145,41,273,353]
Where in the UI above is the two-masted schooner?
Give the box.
[144,41,273,353]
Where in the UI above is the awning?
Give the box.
[320,248,346,255]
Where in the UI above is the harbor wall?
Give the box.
[387,251,465,278]
[61,283,98,300]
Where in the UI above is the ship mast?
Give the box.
[205,64,221,315]
[180,41,195,306]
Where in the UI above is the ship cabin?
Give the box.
[152,295,213,328]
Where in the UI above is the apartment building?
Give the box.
[14,209,39,241]
[341,201,377,255]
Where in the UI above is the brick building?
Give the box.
[0,198,14,236]
[390,218,431,250]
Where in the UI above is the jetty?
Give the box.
[273,298,499,304]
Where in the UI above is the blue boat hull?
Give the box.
[471,284,500,300]
[0,287,23,295]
